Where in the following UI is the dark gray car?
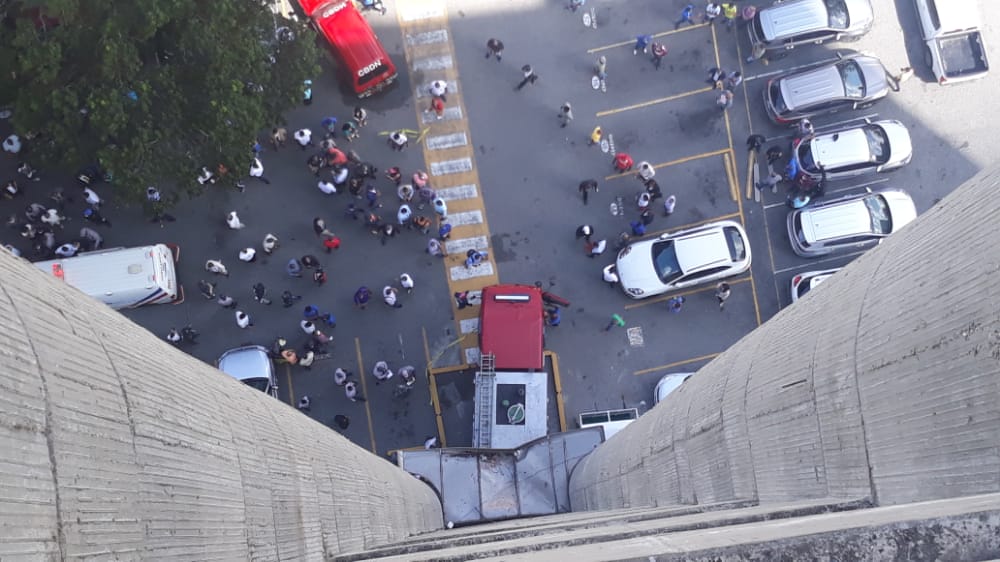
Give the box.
[764,54,890,123]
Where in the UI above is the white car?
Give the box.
[217,345,278,398]
[790,268,842,302]
[792,120,913,182]
[615,220,751,299]
[653,373,693,405]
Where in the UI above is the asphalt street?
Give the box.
[2,0,997,457]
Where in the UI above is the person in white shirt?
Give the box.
[317,180,337,194]
[41,209,65,228]
[300,320,316,335]
[332,166,350,188]
[262,233,278,254]
[372,360,393,383]
[294,128,313,149]
[197,166,215,185]
[333,368,351,386]
[388,130,408,151]
[382,286,402,308]
[238,247,256,262]
[2,134,21,154]
[226,211,245,229]
[397,204,412,225]
[55,241,80,258]
[399,273,414,293]
[345,381,365,402]
[166,328,183,344]
[248,157,270,184]
[636,161,655,182]
[83,187,101,207]
[429,80,448,101]
[602,264,619,287]
[298,351,315,369]
[205,259,229,276]
[588,239,607,258]
[235,310,252,329]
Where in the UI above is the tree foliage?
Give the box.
[0,0,320,201]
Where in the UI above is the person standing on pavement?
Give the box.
[353,106,368,127]
[663,194,677,217]
[715,282,731,310]
[633,34,652,55]
[515,65,539,90]
[382,286,403,308]
[271,127,288,149]
[286,258,303,278]
[372,360,394,384]
[486,38,504,61]
[354,286,372,309]
[249,157,271,184]
[675,4,695,29]
[400,273,415,293]
[725,71,743,91]
[313,268,327,287]
[322,234,341,253]
[430,97,445,120]
[651,43,668,70]
[721,2,738,29]
[262,233,278,254]
[704,2,721,23]
[602,264,619,288]
[235,310,253,328]
[345,381,365,402]
[576,224,594,242]
[595,56,607,80]
[226,211,245,230]
[558,102,574,128]
[667,296,685,313]
[217,293,237,308]
[388,131,408,151]
[294,128,314,149]
[83,207,111,227]
[239,247,257,263]
[313,217,334,237]
[589,126,603,146]
[636,162,655,182]
[716,90,734,111]
[429,80,448,102]
[578,179,598,205]
[334,368,352,386]
[333,414,350,430]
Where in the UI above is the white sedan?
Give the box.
[615,220,751,299]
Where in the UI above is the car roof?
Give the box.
[799,197,875,243]
[674,226,734,273]
[806,127,873,169]
[933,0,981,32]
[217,345,274,383]
[759,0,828,41]
[780,56,887,111]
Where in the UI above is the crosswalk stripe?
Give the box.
[442,210,482,226]
[460,318,480,334]
[436,184,478,201]
[415,80,458,98]
[430,157,473,176]
[425,132,468,150]
[413,55,453,72]
[406,30,448,46]
[421,105,463,124]
[450,261,495,281]
[445,235,488,255]
[464,347,481,365]
[399,4,445,22]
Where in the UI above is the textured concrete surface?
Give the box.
[569,165,1000,511]
[334,494,1000,561]
[0,250,442,560]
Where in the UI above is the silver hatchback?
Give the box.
[787,188,917,257]
[749,0,874,53]
[764,54,890,123]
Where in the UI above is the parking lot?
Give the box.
[3,0,995,457]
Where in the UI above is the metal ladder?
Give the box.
[473,353,496,448]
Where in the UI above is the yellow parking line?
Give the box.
[623,275,751,310]
[284,363,295,407]
[587,24,710,54]
[745,149,756,200]
[597,86,713,117]
[354,337,377,454]
[723,150,738,202]
[748,270,763,327]
[423,327,447,446]
[604,147,730,181]
[545,351,568,432]
[642,211,742,240]
[634,352,720,376]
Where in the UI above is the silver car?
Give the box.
[792,120,913,181]
[764,54,890,123]
[749,0,874,53]
[217,345,279,398]
[787,188,917,257]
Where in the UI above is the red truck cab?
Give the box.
[298,0,397,98]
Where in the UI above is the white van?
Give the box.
[34,244,181,309]
[578,408,639,441]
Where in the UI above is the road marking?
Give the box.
[425,132,468,150]
[460,318,479,334]
[587,23,709,54]
[623,275,751,310]
[445,235,489,254]
[626,327,644,346]
[443,210,483,226]
[450,261,495,281]
[723,150,738,202]
[412,55,453,71]
[416,80,458,98]
[597,86,713,117]
[744,55,841,82]
[399,4,444,22]
[772,251,866,275]
[464,347,480,365]
[761,177,889,210]
[421,105,463,124]
[634,352,721,376]
[406,29,448,46]
[545,351,568,432]
[430,157,473,176]
[436,184,478,201]
[354,337,377,454]
[422,327,447,447]
[604,147,730,180]
[284,363,294,407]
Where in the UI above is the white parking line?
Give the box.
[464,347,481,365]
[412,55,453,72]
[406,30,448,46]
[443,210,483,226]
[437,184,478,201]
[445,235,489,254]
[460,318,479,334]
[426,132,468,150]
[450,261,495,281]
[744,55,841,82]
[399,4,444,22]
[761,177,890,210]
[772,251,866,275]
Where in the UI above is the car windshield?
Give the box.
[724,227,747,261]
[651,241,683,284]
[769,81,787,113]
[864,125,889,164]
[825,0,849,29]
[241,377,271,393]
[865,194,892,234]
[837,60,866,99]
[798,140,817,171]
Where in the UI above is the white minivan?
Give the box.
[34,244,181,309]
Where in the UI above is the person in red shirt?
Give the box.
[614,152,634,172]
[322,235,341,253]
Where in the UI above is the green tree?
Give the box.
[0,0,320,201]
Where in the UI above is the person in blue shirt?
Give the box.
[633,34,653,55]
[675,4,695,29]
